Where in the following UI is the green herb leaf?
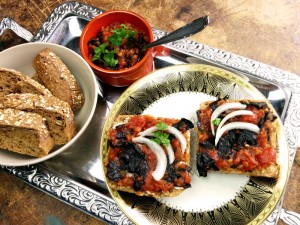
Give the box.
[152,131,170,147]
[92,43,118,69]
[212,118,221,126]
[155,122,168,130]
[103,51,118,68]
[108,24,137,47]
[91,24,137,69]
[108,34,123,47]
[92,43,109,61]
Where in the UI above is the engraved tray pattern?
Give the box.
[1,1,300,224]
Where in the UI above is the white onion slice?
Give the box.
[138,125,187,153]
[215,122,260,146]
[137,129,175,164]
[215,110,254,135]
[211,102,247,136]
[132,136,167,181]
[138,126,158,136]
[165,144,175,164]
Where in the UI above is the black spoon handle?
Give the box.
[144,15,209,50]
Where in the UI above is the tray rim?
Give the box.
[1,1,300,225]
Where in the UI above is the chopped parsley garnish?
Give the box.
[152,131,170,147]
[91,24,137,69]
[212,118,221,126]
[108,24,137,47]
[152,122,170,147]
[155,121,168,130]
[91,43,118,68]
[102,51,118,68]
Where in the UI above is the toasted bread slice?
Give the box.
[196,99,280,178]
[0,108,54,157]
[0,93,76,145]
[32,48,84,112]
[104,115,193,198]
[0,68,52,97]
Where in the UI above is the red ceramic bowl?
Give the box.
[80,10,154,87]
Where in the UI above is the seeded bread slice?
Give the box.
[0,108,54,157]
[32,48,85,112]
[0,93,76,145]
[0,68,52,97]
[196,99,280,178]
[105,115,192,198]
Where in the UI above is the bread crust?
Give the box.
[33,48,84,112]
[197,99,280,178]
[105,115,192,198]
[106,180,186,198]
[0,108,54,157]
[216,164,279,178]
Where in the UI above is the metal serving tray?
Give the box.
[1,2,300,224]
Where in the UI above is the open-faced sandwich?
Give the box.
[196,99,280,178]
[104,115,194,198]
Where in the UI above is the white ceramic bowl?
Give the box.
[0,42,98,166]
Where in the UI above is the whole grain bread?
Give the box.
[0,108,54,157]
[32,48,85,112]
[105,115,192,198]
[199,99,279,150]
[197,99,280,178]
[0,68,52,97]
[0,93,76,145]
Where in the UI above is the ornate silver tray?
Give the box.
[1,2,300,224]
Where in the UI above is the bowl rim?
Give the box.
[79,10,154,76]
[0,42,98,166]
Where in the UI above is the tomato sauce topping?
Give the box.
[107,115,192,193]
[197,101,277,173]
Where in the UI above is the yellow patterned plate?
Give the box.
[100,64,289,225]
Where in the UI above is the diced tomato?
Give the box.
[102,31,113,42]
[107,148,120,161]
[233,149,258,171]
[198,131,210,142]
[256,147,276,168]
[183,171,192,184]
[172,139,186,161]
[206,150,229,169]
[139,144,157,171]
[257,128,269,148]
[127,115,146,133]
[205,108,212,120]
[207,150,218,161]
[108,114,193,193]
[172,139,180,149]
[118,175,134,187]
[142,174,174,193]
[216,159,229,169]
[240,106,265,124]
[108,128,117,140]
[88,22,148,70]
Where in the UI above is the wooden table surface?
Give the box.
[0,0,299,224]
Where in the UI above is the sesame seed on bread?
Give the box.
[32,48,85,112]
[0,108,54,157]
[0,93,76,145]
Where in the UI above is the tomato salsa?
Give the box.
[106,115,192,194]
[197,100,277,175]
[87,22,149,70]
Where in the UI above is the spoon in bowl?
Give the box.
[143,15,209,50]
